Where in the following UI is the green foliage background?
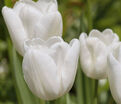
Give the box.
[0,0,121,104]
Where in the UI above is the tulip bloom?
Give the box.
[108,45,121,104]
[22,36,80,100]
[79,29,119,79]
[2,0,62,56]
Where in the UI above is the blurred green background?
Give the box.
[0,0,121,104]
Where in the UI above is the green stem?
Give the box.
[76,61,85,104]
[93,80,98,104]
[46,101,50,104]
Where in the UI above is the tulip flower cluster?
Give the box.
[2,0,121,103]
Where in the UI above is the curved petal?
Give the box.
[50,41,70,68]
[20,4,62,40]
[102,29,119,44]
[62,39,80,92]
[2,6,28,56]
[19,0,57,13]
[45,36,63,47]
[37,12,63,39]
[13,1,26,14]
[89,29,102,37]
[86,37,108,79]
[24,38,44,52]
[117,46,121,63]
[89,29,119,46]
[108,53,121,104]
[22,49,61,100]
[89,29,104,41]
[79,33,93,78]
[19,4,42,39]
[37,0,58,12]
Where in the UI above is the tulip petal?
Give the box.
[20,5,62,40]
[13,2,26,14]
[24,38,44,52]
[62,39,80,92]
[2,6,28,56]
[102,29,119,44]
[79,33,93,78]
[45,36,63,47]
[89,29,119,46]
[37,0,58,12]
[39,12,63,38]
[89,29,103,39]
[50,41,70,68]
[117,46,121,63]
[19,4,43,38]
[108,53,121,104]
[19,0,57,13]
[23,49,61,100]
[86,37,107,79]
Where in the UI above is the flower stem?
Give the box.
[93,80,99,104]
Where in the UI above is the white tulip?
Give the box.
[22,36,80,100]
[79,29,119,79]
[108,45,121,104]
[2,0,62,56]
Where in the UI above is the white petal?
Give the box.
[22,49,61,100]
[79,33,93,78]
[13,1,26,14]
[102,29,119,44]
[45,36,63,47]
[50,40,70,68]
[37,0,58,12]
[24,38,44,52]
[108,53,121,104]
[89,29,102,39]
[86,37,108,79]
[117,46,121,63]
[36,12,63,39]
[89,29,119,46]
[19,0,57,13]
[89,29,108,45]
[19,4,42,39]
[20,5,62,40]
[62,39,80,92]
[2,6,28,56]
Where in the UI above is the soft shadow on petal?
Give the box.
[86,37,107,79]
[20,4,62,40]
[102,29,119,44]
[108,53,121,104]
[79,33,93,78]
[45,36,63,47]
[39,12,63,39]
[62,39,80,92]
[24,38,44,52]
[19,4,42,39]
[50,40,69,69]
[23,49,61,100]
[13,2,26,14]
[2,7,28,56]
[37,0,58,12]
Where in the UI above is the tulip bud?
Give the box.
[22,36,80,100]
[2,0,62,56]
[108,45,121,104]
[79,29,119,79]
